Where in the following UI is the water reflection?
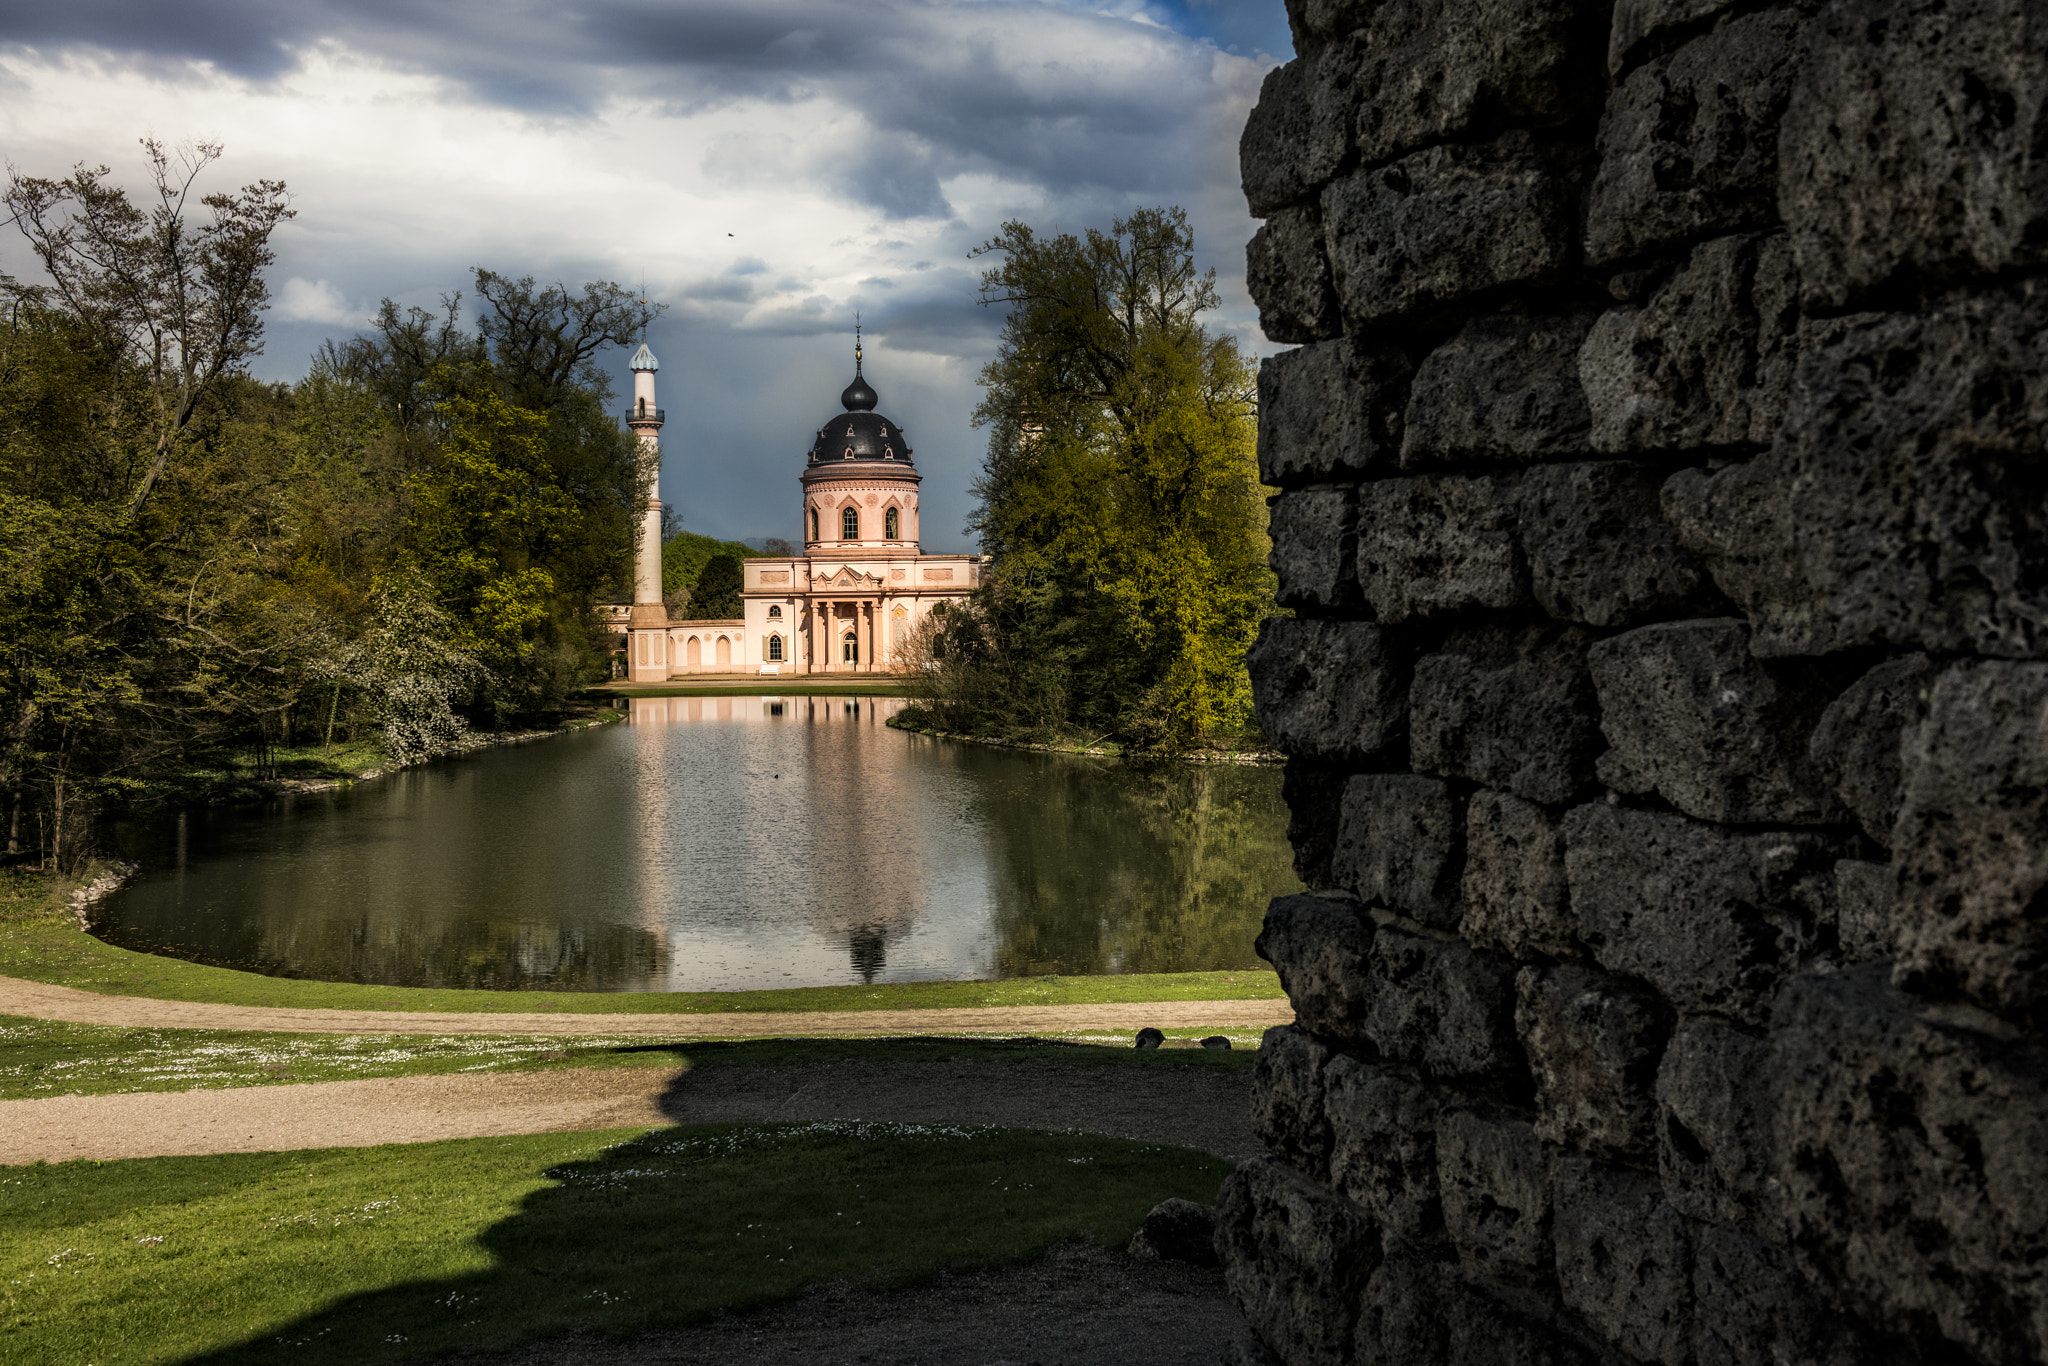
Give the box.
[98,696,1300,991]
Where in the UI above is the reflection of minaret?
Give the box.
[626,339,670,681]
[849,925,887,984]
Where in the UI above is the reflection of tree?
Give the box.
[975,755,1300,977]
[849,926,888,984]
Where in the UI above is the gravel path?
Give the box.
[0,974,1288,1039]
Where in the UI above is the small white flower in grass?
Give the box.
[135,1235,165,1246]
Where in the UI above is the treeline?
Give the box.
[1,141,653,872]
[900,207,1275,755]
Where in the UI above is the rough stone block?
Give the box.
[1282,758,1349,891]
[1656,1018,1776,1231]
[1325,1056,1444,1240]
[1357,1254,1614,1366]
[1438,1107,1552,1286]
[1832,859,1894,966]
[1772,968,2048,1365]
[1517,964,1673,1160]
[1333,774,1464,929]
[1248,205,1343,344]
[1270,489,1357,613]
[1364,921,1524,1083]
[1258,339,1412,486]
[1550,1152,1695,1366]
[1355,475,1526,622]
[1282,0,1374,55]
[1607,0,1743,75]
[1252,1024,1338,1179]
[1693,1226,1871,1366]
[1344,0,1601,167]
[1323,134,1575,329]
[1399,312,1595,469]
[1248,618,1409,762]
[1581,234,1777,453]
[1519,462,1706,628]
[1588,618,1848,825]
[1217,1157,1381,1366]
[1586,11,1805,266]
[1257,894,1378,1043]
[1460,790,1576,962]
[1241,45,1364,217]
[1411,624,1598,806]
[1663,280,2048,661]
[1892,661,2048,1022]
[1781,0,2048,310]
[1565,803,1844,1024]
[1807,654,1935,848]
[1128,1198,1220,1266]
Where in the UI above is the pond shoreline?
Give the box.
[884,712,1282,766]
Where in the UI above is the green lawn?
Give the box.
[0,1123,1232,1365]
[0,1020,1260,1101]
[0,875,1281,1016]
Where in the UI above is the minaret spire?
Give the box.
[854,312,863,375]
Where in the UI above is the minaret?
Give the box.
[625,340,670,681]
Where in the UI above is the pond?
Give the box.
[95,696,1303,992]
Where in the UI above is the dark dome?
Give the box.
[841,372,877,412]
[808,355,914,466]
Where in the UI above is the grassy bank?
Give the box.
[887,705,1280,765]
[0,1020,1259,1102]
[0,871,1281,1016]
[590,681,908,698]
[0,1122,1232,1365]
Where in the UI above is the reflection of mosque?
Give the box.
[620,330,982,681]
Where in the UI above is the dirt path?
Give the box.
[0,974,1289,1039]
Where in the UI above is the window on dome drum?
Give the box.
[809,508,819,541]
[766,634,783,662]
[842,631,858,663]
[767,605,782,619]
[885,507,899,539]
[841,506,859,539]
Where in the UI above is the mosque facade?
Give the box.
[621,336,979,682]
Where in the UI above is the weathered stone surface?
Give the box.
[1248,618,1409,762]
[1656,1018,1775,1231]
[1270,489,1357,613]
[1587,11,1804,266]
[1566,803,1844,1024]
[1356,476,1526,622]
[1663,283,2048,661]
[1325,1056,1444,1240]
[1412,624,1598,805]
[1693,1226,1870,1366]
[1333,774,1464,929]
[1127,1197,1220,1266]
[1399,312,1595,469]
[1252,1024,1338,1179]
[1581,234,1777,453]
[1364,922,1524,1082]
[1831,860,1893,966]
[1550,1152,1696,1366]
[1345,0,1601,166]
[1892,661,2048,1022]
[1323,135,1575,328]
[1356,1254,1615,1366]
[1217,1157,1381,1366]
[1780,0,2048,310]
[1282,758,1348,891]
[1772,968,2048,1365]
[1606,0,1743,76]
[1282,0,1374,55]
[1241,45,1364,216]
[1439,1106,1552,1285]
[1588,619,1848,825]
[1257,895,1377,1044]
[1461,790,1576,962]
[1519,463,1706,628]
[1517,964,1673,1160]
[1807,654,1935,848]
[1248,205,1343,344]
[1258,339,1412,486]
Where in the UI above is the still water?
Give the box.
[97,696,1302,992]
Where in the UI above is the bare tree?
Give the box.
[4,139,294,515]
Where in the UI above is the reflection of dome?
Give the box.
[807,347,914,467]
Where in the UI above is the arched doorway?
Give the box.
[842,630,858,664]
[716,635,732,666]
[686,636,701,667]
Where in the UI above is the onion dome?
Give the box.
[629,341,658,372]
[807,339,913,466]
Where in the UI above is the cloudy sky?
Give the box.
[0,0,1289,551]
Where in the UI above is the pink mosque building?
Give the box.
[621,335,980,682]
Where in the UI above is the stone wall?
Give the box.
[1226,1,2048,1363]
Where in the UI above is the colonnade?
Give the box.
[809,597,880,673]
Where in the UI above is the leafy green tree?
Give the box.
[685,553,744,620]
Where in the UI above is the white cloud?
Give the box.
[273,276,359,325]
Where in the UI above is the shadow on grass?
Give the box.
[180,1120,1232,1366]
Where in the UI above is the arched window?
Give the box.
[809,508,819,541]
[767,604,782,619]
[766,634,784,662]
[841,506,859,539]
[884,507,899,539]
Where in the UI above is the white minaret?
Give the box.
[625,340,670,681]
